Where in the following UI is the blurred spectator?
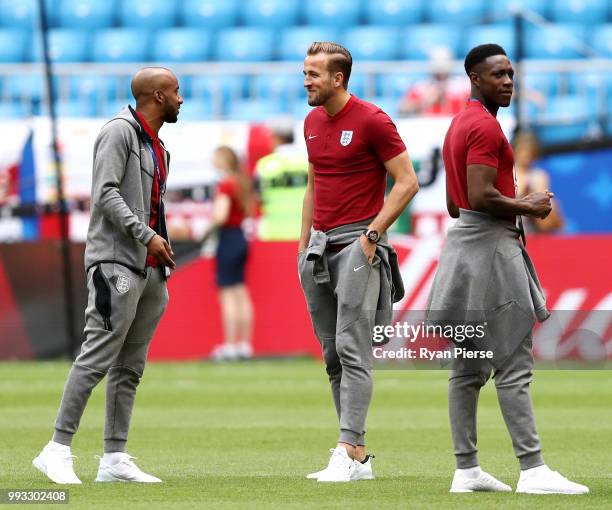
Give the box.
[514,131,564,233]
[399,47,470,117]
[254,122,308,240]
[207,146,254,361]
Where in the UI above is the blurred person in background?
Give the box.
[255,121,309,240]
[514,131,564,233]
[399,47,470,117]
[207,146,254,361]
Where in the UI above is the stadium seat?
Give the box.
[525,24,587,59]
[190,74,246,115]
[462,25,516,60]
[364,0,423,26]
[240,0,299,28]
[180,0,239,28]
[346,74,377,98]
[375,73,428,100]
[278,26,340,60]
[0,0,56,29]
[214,28,275,61]
[225,98,285,120]
[98,100,133,118]
[118,0,177,29]
[91,29,149,62]
[41,99,97,118]
[175,98,214,120]
[488,0,549,23]
[30,29,89,63]
[425,0,487,24]
[250,73,304,111]
[58,0,115,29]
[0,29,28,62]
[521,72,560,98]
[534,95,593,144]
[341,26,400,60]
[591,24,612,57]
[0,101,29,118]
[303,0,363,28]
[69,74,119,103]
[399,24,461,60]
[153,29,212,62]
[292,101,314,119]
[550,0,607,25]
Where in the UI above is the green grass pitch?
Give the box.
[1,360,610,509]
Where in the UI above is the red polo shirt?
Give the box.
[135,111,167,267]
[443,100,515,216]
[304,95,406,232]
[216,177,245,228]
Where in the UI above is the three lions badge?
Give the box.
[116,274,131,294]
[340,130,353,146]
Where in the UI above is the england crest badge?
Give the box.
[340,130,353,146]
[116,274,131,294]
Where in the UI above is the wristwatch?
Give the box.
[363,229,380,244]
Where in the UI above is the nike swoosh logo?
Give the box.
[353,265,366,272]
[308,135,317,140]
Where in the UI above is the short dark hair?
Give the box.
[306,41,352,88]
[464,44,507,75]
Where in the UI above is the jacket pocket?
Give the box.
[93,266,113,331]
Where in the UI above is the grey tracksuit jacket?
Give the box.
[84,106,170,277]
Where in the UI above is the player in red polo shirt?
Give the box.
[437,44,588,495]
[298,42,419,482]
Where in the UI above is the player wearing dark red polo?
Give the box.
[298,42,419,482]
[430,44,588,495]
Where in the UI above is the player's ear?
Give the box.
[333,71,343,88]
[154,89,165,103]
[468,71,480,89]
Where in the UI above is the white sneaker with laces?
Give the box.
[95,453,162,483]
[450,466,512,493]
[307,451,375,481]
[316,447,355,482]
[306,449,334,480]
[236,341,253,359]
[32,441,82,484]
[210,343,239,361]
[516,465,589,494]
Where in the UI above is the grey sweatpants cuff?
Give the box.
[455,452,479,469]
[339,429,362,446]
[519,451,545,471]
[104,439,127,453]
[52,430,74,447]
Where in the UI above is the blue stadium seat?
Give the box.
[399,24,461,60]
[175,99,214,120]
[191,75,246,115]
[214,28,275,61]
[278,26,340,61]
[462,25,516,60]
[426,0,487,24]
[521,72,560,98]
[118,0,176,28]
[364,0,423,26]
[346,74,377,98]
[591,24,612,57]
[375,73,428,100]
[58,0,115,29]
[6,75,46,101]
[525,24,588,59]
[251,73,303,111]
[241,0,299,28]
[0,0,56,29]
[226,98,285,120]
[69,74,119,103]
[153,29,211,62]
[303,0,363,28]
[98,100,132,118]
[30,29,89,63]
[550,0,607,24]
[489,0,548,23]
[292,101,314,119]
[91,29,149,62]
[0,29,28,62]
[341,26,400,60]
[41,99,97,117]
[180,0,239,28]
[534,95,593,144]
[0,101,29,118]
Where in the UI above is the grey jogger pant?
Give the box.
[299,239,380,446]
[53,263,168,452]
[449,333,544,470]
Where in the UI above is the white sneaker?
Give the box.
[32,441,82,484]
[210,343,239,361]
[316,447,355,482]
[516,465,589,494]
[450,466,512,493]
[307,450,375,481]
[236,341,253,360]
[95,453,162,483]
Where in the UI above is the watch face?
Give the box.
[367,231,379,242]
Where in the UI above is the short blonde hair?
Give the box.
[306,42,352,89]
